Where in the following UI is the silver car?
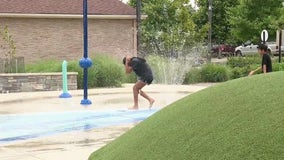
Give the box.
[268,42,284,55]
[234,41,272,56]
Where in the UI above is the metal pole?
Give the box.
[279,30,282,63]
[263,31,266,44]
[208,0,212,62]
[83,0,88,101]
[79,0,92,105]
[83,0,88,59]
[136,0,141,55]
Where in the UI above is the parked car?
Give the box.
[275,45,284,55]
[268,42,284,55]
[211,44,235,57]
[234,41,273,56]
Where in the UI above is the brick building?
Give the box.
[0,0,138,63]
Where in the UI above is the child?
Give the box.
[249,44,272,76]
[123,56,155,110]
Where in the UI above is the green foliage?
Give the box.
[183,68,202,84]
[272,62,284,72]
[200,64,230,82]
[0,25,16,59]
[227,56,260,68]
[123,72,137,83]
[194,0,239,44]
[92,55,124,87]
[67,61,85,89]
[228,0,284,43]
[272,57,284,63]
[129,0,282,49]
[26,60,62,72]
[129,0,200,56]
[229,66,253,79]
[0,25,18,73]
[89,72,284,160]
[193,0,283,44]
[227,56,262,78]
[26,55,125,88]
[183,55,284,83]
[183,63,262,84]
[274,7,284,29]
[26,59,86,88]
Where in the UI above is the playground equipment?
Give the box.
[79,0,92,105]
[59,60,72,98]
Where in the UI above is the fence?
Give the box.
[0,57,25,73]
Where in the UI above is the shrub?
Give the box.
[200,64,229,82]
[272,62,284,72]
[67,61,85,89]
[92,54,124,87]
[227,56,260,68]
[67,55,125,88]
[229,67,250,79]
[183,68,202,84]
[26,60,62,72]
[272,57,284,63]
[26,54,125,88]
[123,72,137,83]
[0,25,18,73]
[226,56,264,79]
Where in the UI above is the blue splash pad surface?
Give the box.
[0,109,158,144]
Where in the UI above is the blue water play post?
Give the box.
[79,0,92,105]
[59,60,72,98]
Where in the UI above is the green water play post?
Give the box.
[59,60,72,98]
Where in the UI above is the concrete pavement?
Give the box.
[0,83,214,160]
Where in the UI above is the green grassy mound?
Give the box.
[89,72,284,160]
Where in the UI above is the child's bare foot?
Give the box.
[128,105,139,110]
[149,98,155,109]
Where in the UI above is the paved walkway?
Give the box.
[0,83,214,160]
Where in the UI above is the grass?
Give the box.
[25,60,62,72]
[89,72,284,160]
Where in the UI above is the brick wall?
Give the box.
[0,17,136,63]
[0,72,77,93]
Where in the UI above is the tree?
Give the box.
[0,25,17,73]
[229,0,284,43]
[270,3,284,30]
[129,0,203,56]
[193,0,239,44]
[0,26,16,59]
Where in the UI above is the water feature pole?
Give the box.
[79,0,92,105]
[279,30,282,63]
[136,0,141,55]
[207,0,212,63]
[59,60,72,98]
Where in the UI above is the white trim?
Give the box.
[0,13,147,19]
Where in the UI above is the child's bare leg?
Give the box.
[129,81,146,110]
[140,90,155,108]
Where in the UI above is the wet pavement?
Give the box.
[0,83,214,160]
[0,109,158,144]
